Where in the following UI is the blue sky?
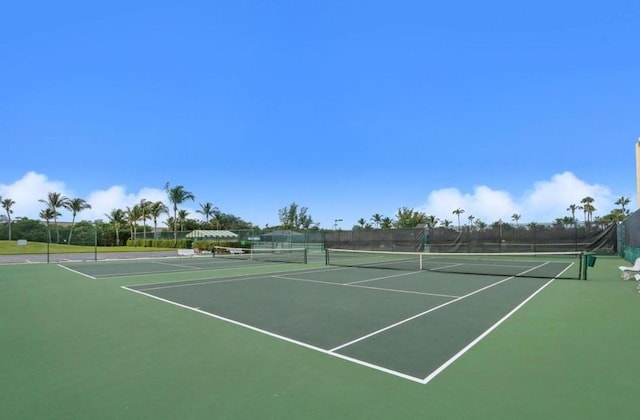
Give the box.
[1,1,638,229]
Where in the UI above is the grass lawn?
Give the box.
[0,240,174,255]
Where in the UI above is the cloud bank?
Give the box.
[0,170,629,226]
[418,171,618,224]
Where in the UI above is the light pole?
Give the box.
[333,219,343,230]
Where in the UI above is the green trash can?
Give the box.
[586,253,597,267]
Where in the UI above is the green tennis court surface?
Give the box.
[2,255,638,419]
[122,266,557,382]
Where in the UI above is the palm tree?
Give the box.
[615,196,631,215]
[196,202,218,225]
[39,192,69,243]
[165,182,195,244]
[452,208,465,230]
[149,201,169,241]
[567,204,580,226]
[125,205,142,246]
[467,215,475,230]
[380,217,393,229]
[440,219,453,228]
[511,213,521,228]
[64,198,92,244]
[357,217,367,229]
[138,199,152,242]
[580,196,596,223]
[177,209,190,231]
[105,208,126,246]
[425,215,439,228]
[39,207,59,243]
[371,213,383,229]
[1,197,16,241]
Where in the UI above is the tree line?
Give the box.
[352,196,632,230]
[0,188,634,245]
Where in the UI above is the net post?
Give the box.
[580,252,586,280]
[304,247,308,264]
[419,254,423,270]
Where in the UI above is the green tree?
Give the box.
[149,201,169,240]
[452,208,465,230]
[105,208,126,246]
[197,202,218,226]
[278,202,314,229]
[125,205,142,245]
[424,215,439,228]
[39,192,69,243]
[138,199,152,242]
[580,196,596,222]
[566,204,580,225]
[165,183,196,245]
[511,213,521,228]
[39,207,59,243]
[371,213,383,229]
[64,197,92,244]
[380,217,393,229]
[1,197,16,241]
[394,207,428,228]
[615,196,631,215]
[440,219,453,228]
[177,209,190,231]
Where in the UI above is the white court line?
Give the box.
[122,260,565,384]
[57,264,97,279]
[328,275,517,353]
[271,275,460,299]
[121,285,426,384]
[146,260,206,270]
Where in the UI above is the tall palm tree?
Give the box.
[370,213,383,229]
[105,208,126,246]
[511,213,521,228]
[39,207,59,243]
[138,199,151,242]
[452,208,465,230]
[125,205,142,246]
[165,182,195,244]
[196,202,218,225]
[177,209,190,231]
[149,201,169,241]
[64,197,92,244]
[39,192,69,243]
[1,197,16,241]
[567,204,580,226]
[615,196,630,215]
[381,217,393,229]
[580,196,595,222]
[467,215,475,230]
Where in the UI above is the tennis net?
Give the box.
[325,248,584,279]
[213,246,307,264]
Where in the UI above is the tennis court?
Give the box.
[3,251,639,419]
[56,249,581,384]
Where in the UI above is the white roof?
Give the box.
[185,230,238,238]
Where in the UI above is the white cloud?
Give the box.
[0,172,172,223]
[0,170,628,226]
[0,171,71,218]
[85,186,167,222]
[419,171,617,224]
